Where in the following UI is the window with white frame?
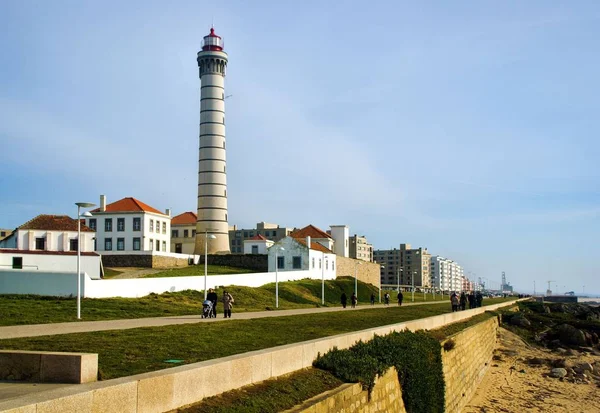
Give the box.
[149,220,154,232]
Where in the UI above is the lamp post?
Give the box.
[321,253,325,305]
[412,271,416,302]
[354,261,362,300]
[379,264,385,304]
[274,246,285,308]
[397,267,403,293]
[204,230,217,300]
[75,202,96,320]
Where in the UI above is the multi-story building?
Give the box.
[171,212,197,254]
[374,244,431,288]
[349,234,373,262]
[228,222,294,254]
[430,256,464,292]
[88,195,171,253]
[0,229,13,242]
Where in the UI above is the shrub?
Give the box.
[314,330,444,413]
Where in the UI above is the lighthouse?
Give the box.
[194,28,230,255]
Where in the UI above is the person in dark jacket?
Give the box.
[397,291,404,306]
[207,288,218,318]
[459,292,467,311]
[370,293,376,306]
[341,292,347,308]
[468,292,475,309]
[350,292,358,308]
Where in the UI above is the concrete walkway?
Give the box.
[0,300,448,340]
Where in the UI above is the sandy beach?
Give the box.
[464,327,600,413]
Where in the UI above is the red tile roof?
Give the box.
[91,197,166,215]
[295,239,333,253]
[248,234,268,241]
[19,215,94,232]
[290,224,332,240]
[172,212,197,225]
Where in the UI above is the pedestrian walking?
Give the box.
[370,293,375,306]
[459,292,467,311]
[468,292,475,309]
[475,291,483,308]
[222,290,234,318]
[207,288,218,318]
[450,292,459,312]
[397,291,403,306]
[350,292,357,308]
[384,292,390,305]
[341,292,347,308]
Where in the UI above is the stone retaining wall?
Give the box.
[0,300,519,413]
[442,316,499,412]
[283,367,405,413]
[200,254,268,272]
[0,350,97,384]
[335,257,380,287]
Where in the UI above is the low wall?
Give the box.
[0,271,81,296]
[101,252,196,269]
[335,257,380,287]
[441,316,499,413]
[0,350,97,384]
[83,269,328,298]
[283,367,405,413]
[0,300,519,413]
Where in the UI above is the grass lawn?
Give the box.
[146,265,254,278]
[101,268,123,279]
[0,277,383,326]
[0,298,513,379]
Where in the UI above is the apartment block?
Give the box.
[349,234,373,262]
[228,222,294,254]
[374,243,431,288]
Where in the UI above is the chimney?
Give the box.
[165,208,171,217]
[100,195,106,212]
[306,235,311,249]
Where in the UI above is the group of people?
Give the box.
[205,288,235,318]
[450,291,483,312]
[341,291,405,308]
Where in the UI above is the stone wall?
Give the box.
[283,367,405,413]
[335,256,380,287]
[199,254,268,272]
[441,316,499,413]
[101,254,189,269]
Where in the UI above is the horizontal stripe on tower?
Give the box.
[198,146,225,150]
[197,195,227,198]
[200,122,226,126]
[199,158,226,162]
[193,230,229,235]
[196,219,228,223]
[201,85,224,89]
[199,171,226,175]
[200,109,225,114]
[200,97,224,102]
[198,182,226,186]
[200,133,226,138]
[196,206,228,210]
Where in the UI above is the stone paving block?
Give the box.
[36,391,93,413]
[249,351,272,383]
[40,353,97,384]
[0,352,41,382]
[272,345,303,377]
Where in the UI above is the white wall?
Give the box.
[84,269,319,298]
[0,271,80,296]
[267,237,336,280]
[0,252,101,279]
[329,225,349,257]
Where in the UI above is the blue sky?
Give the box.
[1,1,598,294]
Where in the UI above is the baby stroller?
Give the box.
[202,300,214,318]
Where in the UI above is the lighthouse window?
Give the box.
[224,189,227,197]
[223,141,226,149]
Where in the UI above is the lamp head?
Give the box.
[81,211,93,218]
[207,234,217,239]
[75,202,96,208]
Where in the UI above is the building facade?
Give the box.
[171,212,197,254]
[349,234,373,262]
[88,195,171,253]
[243,234,274,254]
[0,214,100,279]
[374,243,431,288]
[267,235,337,280]
[194,27,230,255]
[430,256,464,292]
[0,229,13,242]
[229,222,294,254]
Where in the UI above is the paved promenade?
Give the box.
[0,300,447,340]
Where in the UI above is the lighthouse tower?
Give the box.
[194,28,230,255]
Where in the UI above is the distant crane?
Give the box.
[546,280,556,296]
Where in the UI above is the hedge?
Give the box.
[313,330,444,413]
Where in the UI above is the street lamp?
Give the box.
[397,267,403,293]
[75,202,96,320]
[354,261,363,300]
[379,264,385,303]
[412,271,417,302]
[274,246,285,308]
[203,229,217,300]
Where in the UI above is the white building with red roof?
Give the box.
[87,195,172,254]
[0,214,102,287]
[267,225,337,280]
[243,234,274,254]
